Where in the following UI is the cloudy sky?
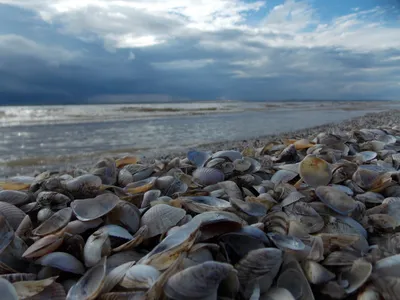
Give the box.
[0,0,399,104]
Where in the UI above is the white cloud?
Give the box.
[152,59,214,70]
[0,34,79,65]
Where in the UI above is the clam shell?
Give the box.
[71,193,119,221]
[0,202,26,230]
[164,261,234,300]
[0,190,31,206]
[116,156,138,168]
[120,264,160,289]
[101,225,133,240]
[233,158,252,172]
[267,232,306,251]
[63,174,102,197]
[23,234,63,259]
[101,261,136,294]
[342,258,372,294]
[139,221,200,270]
[0,273,37,283]
[37,208,54,223]
[84,228,111,268]
[36,252,85,274]
[299,155,332,188]
[66,257,106,300]
[181,196,231,213]
[124,177,157,194]
[284,202,324,233]
[12,276,57,299]
[271,170,298,185]
[140,204,186,238]
[106,200,140,234]
[24,282,66,300]
[218,181,243,201]
[316,186,357,215]
[0,215,14,253]
[212,150,242,161]
[192,168,225,186]
[91,157,117,185]
[235,248,282,286]
[141,190,161,208]
[65,218,103,235]
[33,207,72,236]
[0,277,18,300]
[302,260,335,285]
[187,150,211,167]
[36,191,70,209]
[117,168,134,187]
[263,287,295,300]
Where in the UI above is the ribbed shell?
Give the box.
[192,168,225,186]
[0,190,31,206]
[140,204,186,238]
[0,202,26,230]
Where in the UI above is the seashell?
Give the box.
[110,226,148,253]
[66,257,106,300]
[299,155,332,188]
[192,168,225,186]
[284,201,324,233]
[302,260,335,285]
[36,191,71,209]
[212,150,242,161]
[24,282,66,300]
[0,277,18,300]
[164,261,234,300]
[0,273,37,283]
[84,228,111,268]
[274,144,298,163]
[36,252,85,274]
[116,156,138,168]
[271,170,298,185]
[0,190,31,206]
[64,218,103,235]
[36,208,54,223]
[262,287,295,300]
[124,177,157,194]
[139,221,200,270]
[63,174,102,197]
[267,232,305,251]
[315,186,357,215]
[120,264,160,289]
[330,184,354,196]
[101,261,136,294]
[106,200,140,234]
[322,250,360,266]
[181,196,231,213]
[140,204,186,238]
[117,168,134,187]
[23,234,63,259]
[320,281,346,299]
[277,254,314,300]
[0,202,26,230]
[0,215,15,254]
[235,248,282,287]
[218,181,244,200]
[141,190,161,208]
[106,251,144,274]
[187,150,211,167]
[91,157,117,185]
[230,197,267,217]
[358,151,377,162]
[100,224,133,240]
[12,276,57,299]
[341,258,372,294]
[32,207,72,236]
[71,193,119,221]
[233,158,252,172]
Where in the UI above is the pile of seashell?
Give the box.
[1,127,400,299]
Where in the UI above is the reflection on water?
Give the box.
[0,107,387,177]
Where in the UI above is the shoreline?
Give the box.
[140,109,400,163]
[2,109,400,178]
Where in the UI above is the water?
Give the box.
[1,101,399,177]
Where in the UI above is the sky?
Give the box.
[0,0,399,104]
